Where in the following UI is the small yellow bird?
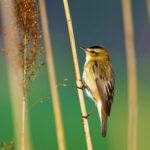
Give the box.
[81,45,115,137]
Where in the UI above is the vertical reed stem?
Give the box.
[62,0,93,150]
[121,0,138,150]
[22,30,27,150]
[146,0,150,21]
[39,1,66,150]
[21,95,26,150]
[0,1,31,150]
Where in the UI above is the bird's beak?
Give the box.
[80,47,88,53]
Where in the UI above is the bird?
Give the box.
[80,45,115,137]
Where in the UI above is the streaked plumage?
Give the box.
[81,45,115,137]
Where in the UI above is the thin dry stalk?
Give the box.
[0,1,31,150]
[146,0,150,21]
[39,1,66,150]
[21,30,27,150]
[21,95,26,150]
[14,0,41,149]
[62,0,93,150]
[121,0,138,150]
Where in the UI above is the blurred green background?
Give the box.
[0,0,150,150]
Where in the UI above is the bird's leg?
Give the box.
[82,108,97,119]
[76,80,97,118]
[76,80,91,92]
[76,80,86,90]
[77,81,96,100]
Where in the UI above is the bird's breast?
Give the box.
[83,62,99,101]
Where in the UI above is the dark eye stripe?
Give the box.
[91,50,98,54]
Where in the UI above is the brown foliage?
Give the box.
[14,0,41,82]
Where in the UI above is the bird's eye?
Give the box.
[91,51,95,54]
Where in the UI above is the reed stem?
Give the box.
[62,0,93,150]
[146,0,150,21]
[121,0,138,150]
[0,1,31,149]
[39,1,66,150]
[21,23,27,150]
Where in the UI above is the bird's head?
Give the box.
[80,45,110,61]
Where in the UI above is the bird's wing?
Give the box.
[92,61,115,116]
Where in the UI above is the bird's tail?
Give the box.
[97,101,107,137]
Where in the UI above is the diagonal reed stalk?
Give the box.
[146,0,150,21]
[121,0,138,150]
[0,1,31,150]
[39,1,66,150]
[62,0,93,150]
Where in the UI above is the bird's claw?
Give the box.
[76,80,85,90]
[81,108,97,119]
[82,114,90,119]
